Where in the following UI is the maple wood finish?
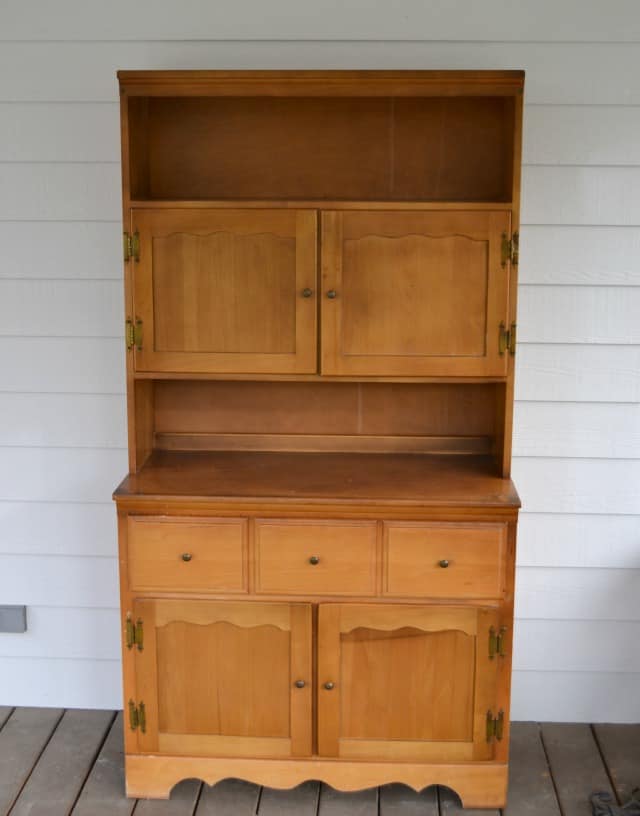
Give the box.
[114,70,524,808]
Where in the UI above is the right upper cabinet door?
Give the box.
[321,210,512,377]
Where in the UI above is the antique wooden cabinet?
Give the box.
[113,70,523,808]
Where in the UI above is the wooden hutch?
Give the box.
[113,70,523,808]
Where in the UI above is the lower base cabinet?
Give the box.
[128,599,504,763]
[119,510,516,808]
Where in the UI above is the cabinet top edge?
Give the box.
[117,69,525,96]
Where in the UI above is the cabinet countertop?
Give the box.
[113,450,520,510]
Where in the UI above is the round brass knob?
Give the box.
[324,681,335,691]
[181,553,193,562]
[309,555,320,565]
[294,680,306,689]
[438,559,450,569]
[302,288,313,298]
[326,289,337,299]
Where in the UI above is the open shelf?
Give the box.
[114,449,520,508]
[126,95,516,203]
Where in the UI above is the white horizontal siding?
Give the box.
[517,514,640,569]
[516,345,640,403]
[0,222,122,279]
[0,555,118,607]
[0,6,637,722]
[1,42,640,105]
[0,338,124,393]
[513,403,640,458]
[3,0,640,42]
[0,394,127,448]
[520,226,640,286]
[0,656,121,709]
[512,672,640,723]
[0,502,116,556]
[0,448,127,502]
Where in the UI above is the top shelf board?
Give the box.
[118,69,525,97]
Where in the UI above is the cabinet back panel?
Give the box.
[153,380,497,454]
[128,96,514,202]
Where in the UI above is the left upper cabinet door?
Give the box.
[130,209,318,374]
[130,599,313,758]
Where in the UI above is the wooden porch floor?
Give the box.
[0,708,638,815]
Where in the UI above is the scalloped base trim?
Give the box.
[125,754,508,808]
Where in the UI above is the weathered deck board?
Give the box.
[1,710,639,814]
[195,779,261,815]
[593,724,640,805]
[541,723,614,816]
[257,781,320,816]
[0,707,63,814]
[317,784,378,815]
[438,786,500,815]
[72,713,134,816]
[10,708,113,816]
[504,722,561,816]
[135,779,202,815]
[379,783,439,815]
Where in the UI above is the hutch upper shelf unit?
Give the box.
[114,70,523,809]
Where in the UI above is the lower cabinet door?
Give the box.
[131,599,312,757]
[317,603,501,761]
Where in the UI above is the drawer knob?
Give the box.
[302,288,313,298]
[324,681,335,691]
[181,553,193,562]
[438,559,450,568]
[294,680,306,689]
[326,289,337,299]
[309,555,320,565]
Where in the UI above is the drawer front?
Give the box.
[127,517,247,593]
[383,522,506,599]
[255,520,377,596]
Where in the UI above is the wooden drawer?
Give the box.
[255,520,377,596]
[383,522,507,599]
[127,517,247,593]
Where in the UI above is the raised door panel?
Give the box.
[317,604,500,762]
[132,209,317,374]
[132,599,312,758]
[321,210,511,376]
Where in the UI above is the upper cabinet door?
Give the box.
[131,209,317,374]
[321,210,511,377]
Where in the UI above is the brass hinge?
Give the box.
[499,321,517,356]
[125,318,143,351]
[125,613,144,651]
[489,625,508,659]
[501,231,519,267]
[123,231,140,263]
[486,709,505,742]
[128,699,146,733]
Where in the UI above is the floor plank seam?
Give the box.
[6,707,67,816]
[69,709,118,816]
[538,723,567,816]
[591,724,623,806]
[189,781,204,815]
[253,785,264,815]
[0,707,16,734]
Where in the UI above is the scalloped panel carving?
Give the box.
[342,233,489,357]
[340,626,475,741]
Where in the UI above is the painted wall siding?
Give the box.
[0,2,638,721]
